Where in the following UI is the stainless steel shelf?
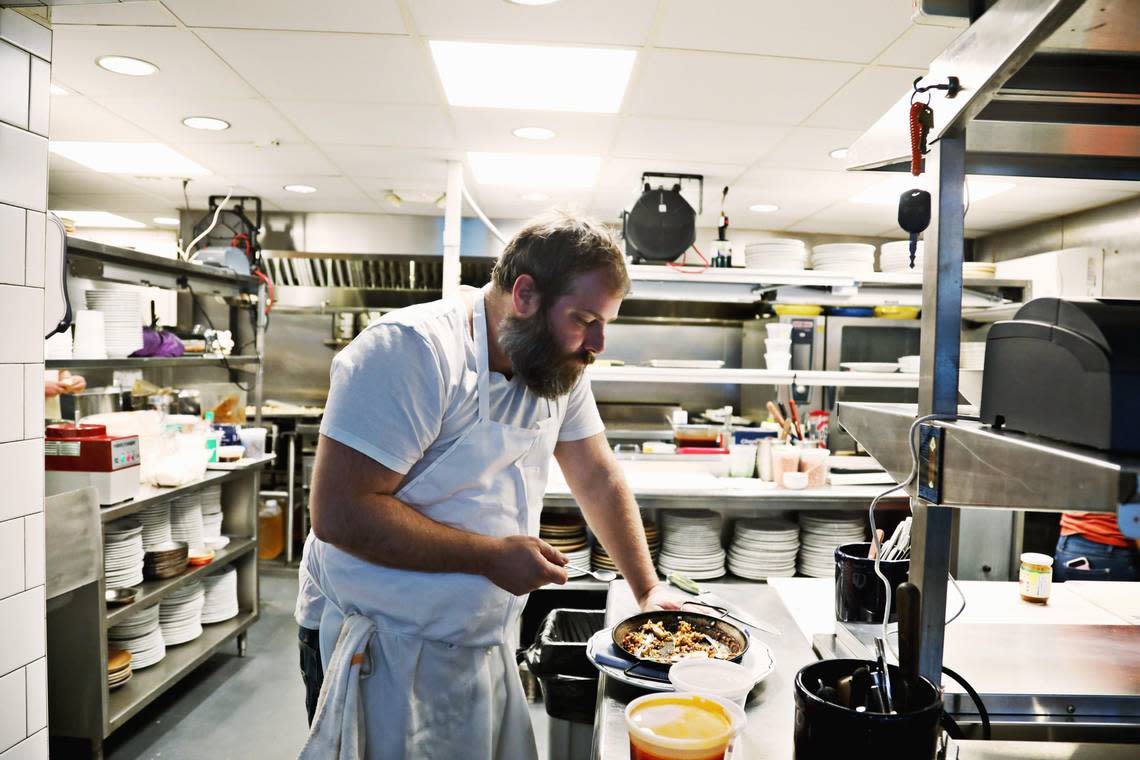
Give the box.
[544,485,900,511]
[838,402,1140,513]
[101,464,273,523]
[68,237,259,296]
[105,538,256,627]
[107,609,258,731]
[587,366,919,388]
[46,355,260,371]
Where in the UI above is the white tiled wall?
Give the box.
[0,11,49,760]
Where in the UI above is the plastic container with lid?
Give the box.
[668,658,754,708]
[625,692,746,760]
[1019,552,1054,604]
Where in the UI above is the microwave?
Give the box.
[742,316,920,450]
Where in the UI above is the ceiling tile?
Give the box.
[48,170,143,196]
[597,158,746,193]
[612,117,789,165]
[241,174,366,201]
[164,0,405,33]
[627,49,858,125]
[407,0,656,46]
[754,127,866,171]
[805,65,924,130]
[196,30,437,104]
[788,201,899,236]
[49,94,156,141]
[93,97,305,144]
[655,0,915,64]
[275,101,455,147]
[732,168,887,221]
[48,192,174,214]
[51,27,257,99]
[173,143,339,176]
[876,23,965,68]
[51,1,177,26]
[323,146,459,181]
[450,109,618,154]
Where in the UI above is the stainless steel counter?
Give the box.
[950,740,1140,759]
[591,581,817,759]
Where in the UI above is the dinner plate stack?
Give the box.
[657,510,725,580]
[540,512,590,570]
[744,239,807,271]
[85,290,143,358]
[171,492,205,549]
[137,501,173,550]
[592,520,659,574]
[879,240,925,273]
[159,581,205,646]
[810,243,876,274]
[107,648,132,690]
[201,566,240,624]
[104,519,145,589]
[726,517,800,580]
[797,512,867,577]
[963,262,996,279]
[108,605,166,670]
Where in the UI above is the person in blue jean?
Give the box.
[1054,512,1140,582]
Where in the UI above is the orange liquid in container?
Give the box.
[627,695,737,760]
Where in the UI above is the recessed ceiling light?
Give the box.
[429,40,635,113]
[153,216,180,226]
[50,83,69,96]
[749,203,780,213]
[850,175,1015,205]
[49,141,209,176]
[96,55,158,77]
[283,184,317,194]
[182,116,231,131]
[468,152,600,188]
[383,191,403,208]
[53,210,145,229]
[512,126,556,141]
[829,147,849,160]
[505,0,560,5]
[521,192,550,202]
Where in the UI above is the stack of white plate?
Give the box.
[137,501,173,550]
[657,510,725,581]
[727,517,800,580]
[159,581,205,646]
[879,240,925,273]
[85,290,142,358]
[108,606,166,670]
[201,485,222,516]
[104,519,145,589]
[744,239,807,271]
[960,341,986,370]
[963,262,996,279]
[810,243,876,274]
[797,512,867,578]
[171,493,205,549]
[201,566,240,624]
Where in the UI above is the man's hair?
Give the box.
[491,211,630,302]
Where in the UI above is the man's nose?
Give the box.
[583,324,605,355]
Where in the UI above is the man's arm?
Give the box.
[310,434,568,595]
[554,433,680,611]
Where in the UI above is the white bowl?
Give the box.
[764,353,791,371]
[765,323,793,340]
[782,471,809,490]
[764,338,791,353]
[898,355,920,374]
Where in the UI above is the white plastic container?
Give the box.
[798,447,831,489]
[238,427,268,458]
[728,444,757,478]
[765,323,793,341]
[757,438,774,481]
[625,692,746,760]
[773,446,800,487]
[765,352,791,371]
[764,338,792,353]
[669,658,755,708]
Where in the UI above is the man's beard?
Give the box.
[499,309,594,399]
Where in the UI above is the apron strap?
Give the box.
[472,291,492,422]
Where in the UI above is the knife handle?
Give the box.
[897,581,921,680]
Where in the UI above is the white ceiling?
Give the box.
[45,0,1138,238]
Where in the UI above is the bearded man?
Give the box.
[295,212,679,760]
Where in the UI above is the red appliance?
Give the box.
[45,423,140,505]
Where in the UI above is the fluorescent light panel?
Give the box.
[850,175,1015,205]
[54,210,145,228]
[284,184,317,194]
[430,41,635,113]
[49,141,210,176]
[749,203,779,213]
[468,152,600,188]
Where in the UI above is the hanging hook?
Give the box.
[913,75,961,101]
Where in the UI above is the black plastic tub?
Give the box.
[834,542,910,623]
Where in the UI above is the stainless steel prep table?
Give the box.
[591,581,817,759]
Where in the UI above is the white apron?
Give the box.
[302,292,560,760]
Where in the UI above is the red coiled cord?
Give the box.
[909,101,925,176]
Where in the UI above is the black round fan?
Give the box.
[623,183,696,263]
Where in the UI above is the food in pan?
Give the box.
[620,619,740,663]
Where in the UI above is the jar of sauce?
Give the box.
[1019,552,1054,604]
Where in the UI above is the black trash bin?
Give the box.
[523,609,606,724]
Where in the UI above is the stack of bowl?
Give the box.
[144,541,189,580]
[592,519,659,575]
[764,322,793,372]
[540,512,590,570]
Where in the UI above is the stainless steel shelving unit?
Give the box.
[46,239,268,756]
[840,0,1140,700]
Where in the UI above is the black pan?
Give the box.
[611,610,749,683]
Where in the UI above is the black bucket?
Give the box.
[834,542,909,623]
[794,659,942,759]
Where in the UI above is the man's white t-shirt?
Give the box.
[295,293,605,627]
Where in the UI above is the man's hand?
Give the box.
[45,371,86,398]
[485,535,569,595]
[638,583,686,612]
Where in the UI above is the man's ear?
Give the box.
[511,274,541,318]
